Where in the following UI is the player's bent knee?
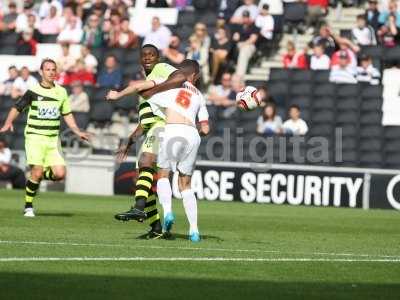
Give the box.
[53,170,66,181]
[31,167,44,181]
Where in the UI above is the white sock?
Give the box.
[157,178,172,218]
[181,189,198,233]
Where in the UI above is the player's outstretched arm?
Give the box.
[140,70,187,99]
[106,80,156,101]
[115,124,144,163]
[0,107,20,133]
[63,114,91,141]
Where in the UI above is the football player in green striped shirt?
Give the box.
[0,59,90,217]
[107,44,186,239]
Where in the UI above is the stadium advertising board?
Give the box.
[115,162,364,209]
[369,174,400,210]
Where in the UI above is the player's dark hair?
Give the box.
[142,44,160,57]
[179,59,200,76]
[40,58,57,70]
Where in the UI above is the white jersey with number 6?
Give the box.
[148,81,209,125]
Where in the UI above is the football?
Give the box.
[236,86,261,111]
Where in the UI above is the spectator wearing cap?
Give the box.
[163,35,186,66]
[329,51,357,84]
[255,4,275,52]
[258,0,284,15]
[16,29,37,55]
[70,82,90,113]
[306,0,329,31]
[232,10,259,76]
[0,66,19,96]
[352,14,377,46]
[0,2,18,32]
[311,24,336,57]
[310,43,330,70]
[97,55,122,89]
[0,139,26,189]
[230,0,259,24]
[81,14,103,48]
[330,39,358,69]
[11,67,38,99]
[283,41,308,69]
[143,16,171,51]
[356,54,381,85]
[282,105,308,136]
[365,0,380,32]
[378,0,400,28]
[210,27,233,82]
[39,5,62,36]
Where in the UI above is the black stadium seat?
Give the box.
[336,97,359,110]
[383,47,400,62]
[336,111,359,124]
[289,96,311,108]
[269,68,290,81]
[311,109,335,123]
[384,127,400,139]
[360,85,383,99]
[0,45,16,55]
[312,96,335,109]
[92,87,109,103]
[361,98,382,111]
[267,81,289,104]
[360,45,383,59]
[341,137,358,150]
[90,102,113,123]
[311,70,330,83]
[291,69,312,82]
[360,111,382,125]
[313,83,335,97]
[339,124,358,137]
[336,84,359,98]
[359,152,383,167]
[360,125,383,138]
[177,10,197,26]
[73,112,89,130]
[360,138,381,151]
[114,94,138,112]
[0,31,19,46]
[290,83,312,96]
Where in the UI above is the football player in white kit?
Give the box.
[148,60,210,242]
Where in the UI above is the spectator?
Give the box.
[311,24,336,57]
[16,29,37,55]
[193,22,211,51]
[0,2,18,32]
[60,59,96,86]
[258,0,284,15]
[60,6,82,29]
[282,105,308,136]
[25,14,41,42]
[0,66,19,96]
[310,43,330,70]
[255,4,274,52]
[81,14,103,48]
[106,0,130,19]
[89,0,108,17]
[11,67,38,99]
[39,5,62,36]
[163,35,185,66]
[0,139,25,189]
[356,54,381,85]
[70,82,90,113]
[330,40,358,69]
[256,103,283,136]
[142,16,171,51]
[329,51,357,84]
[352,14,377,46]
[97,55,122,89]
[218,0,241,20]
[306,0,328,31]
[186,35,210,85]
[109,18,139,48]
[147,0,169,7]
[230,0,259,24]
[378,0,400,28]
[365,0,380,32]
[38,0,63,19]
[57,43,76,73]
[377,14,400,47]
[282,41,308,69]
[15,2,38,33]
[210,27,233,82]
[207,72,235,107]
[232,11,259,76]
[58,17,83,44]
[80,45,98,73]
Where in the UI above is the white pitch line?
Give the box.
[1,257,400,263]
[0,240,399,259]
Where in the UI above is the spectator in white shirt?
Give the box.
[207,72,236,107]
[57,17,83,44]
[38,0,63,19]
[255,4,275,42]
[143,16,172,51]
[356,54,381,85]
[351,14,377,46]
[329,51,357,84]
[231,0,259,24]
[15,2,39,33]
[310,43,330,70]
[257,103,283,136]
[0,66,19,96]
[70,82,90,113]
[0,139,25,189]
[283,105,309,136]
[11,67,38,99]
[80,45,98,73]
[259,0,284,15]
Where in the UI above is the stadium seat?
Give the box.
[336,97,360,111]
[0,31,19,46]
[384,127,400,139]
[361,98,382,111]
[197,12,218,26]
[383,47,400,62]
[284,2,307,29]
[177,10,197,26]
[307,124,333,136]
[122,63,141,77]
[360,45,383,59]
[360,111,382,125]
[40,34,58,43]
[290,70,312,82]
[311,109,335,123]
[313,83,335,97]
[269,68,290,81]
[266,82,289,104]
[125,49,140,64]
[336,84,359,98]
[311,70,330,83]
[384,153,400,169]
[289,96,311,109]
[359,125,383,138]
[339,150,359,164]
[10,136,25,150]
[336,111,359,124]
[360,138,381,151]
[90,102,114,123]
[383,140,400,152]
[312,96,335,110]
[92,87,109,103]
[290,83,312,96]
[73,112,90,130]
[340,124,358,137]
[0,45,16,55]
[359,152,383,167]
[114,94,137,112]
[360,85,383,99]
[341,137,358,150]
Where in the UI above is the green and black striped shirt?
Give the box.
[15,83,71,137]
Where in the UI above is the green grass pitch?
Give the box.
[0,189,399,300]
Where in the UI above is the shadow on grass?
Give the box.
[0,272,399,300]
[133,232,222,241]
[36,213,74,218]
